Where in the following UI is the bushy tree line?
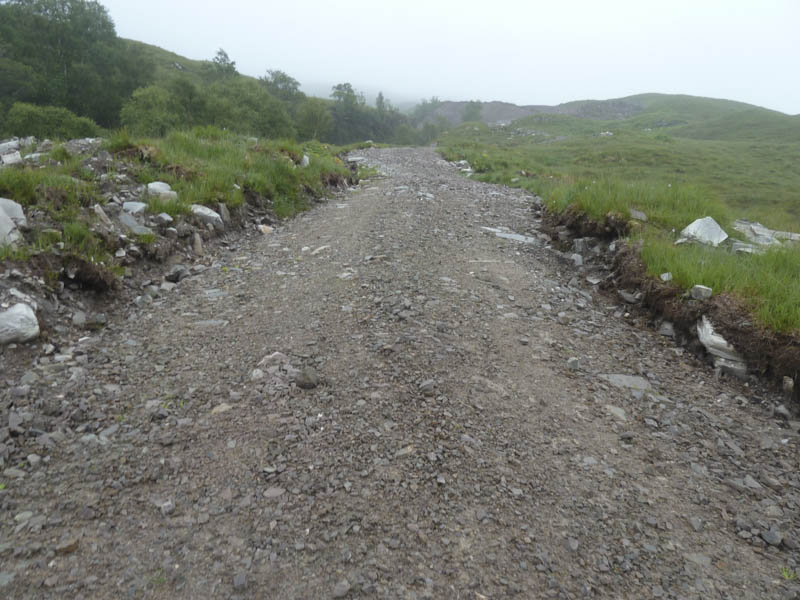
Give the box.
[0,0,152,127]
[0,0,449,145]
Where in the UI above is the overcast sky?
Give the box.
[102,0,799,115]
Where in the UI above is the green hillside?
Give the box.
[121,39,215,87]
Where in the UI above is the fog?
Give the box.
[102,0,800,115]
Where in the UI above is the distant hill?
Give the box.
[427,93,800,143]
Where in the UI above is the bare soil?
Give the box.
[2,148,799,599]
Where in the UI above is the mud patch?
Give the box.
[544,206,630,240]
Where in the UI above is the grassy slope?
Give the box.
[122,39,250,87]
[1,128,356,274]
[438,94,800,333]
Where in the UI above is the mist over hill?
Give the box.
[422,93,799,135]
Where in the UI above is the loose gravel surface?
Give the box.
[2,148,800,599]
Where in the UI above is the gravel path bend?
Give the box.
[2,147,798,599]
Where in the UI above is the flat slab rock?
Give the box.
[599,373,652,391]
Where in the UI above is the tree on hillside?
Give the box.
[331,83,359,106]
[462,100,483,123]
[259,69,305,111]
[296,98,333,140]
[210,48,237,77]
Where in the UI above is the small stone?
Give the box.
[27,454,41,467]
[762,529,783,546]
[684,553,711,568]
[333,579,351,598]
[122,201,147,215]
[567,357,581,371]
[419,379,436,396]
[658,322,675,337]
[660,272,673,282]
[211,403,233,415]
[192,232,204,255]
[165,264,189,283]
[775,404,791,420]
[630,208,648,222]
[159,499,176,516]
[233,572,247,591]
[55,537,79,555]
[687,517,704,532]
[599,374,651,391]
[690,285,713,300]
[191,204,223,229]
[3,467,25,479]
[605,405,627,421]
[743,474,762,490]
[566,538,580,552]
[295,367,320,390]
[263,487,285,499]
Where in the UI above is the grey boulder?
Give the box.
[0,304,40,345]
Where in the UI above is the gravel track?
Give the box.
[2,147,799,599]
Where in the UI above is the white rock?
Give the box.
[1,151,22,166]
[191,205,224,230]
[690,285,713,300]
[0,139,20,155]
[301,154,310,167]
[660,272,673,282]
[0,198,26,227]
[147,182,178,200]
[605,405,628,421]
[0,211,21,247]
[217,202,230,224]
[156,213,174,225]
[697,316,747,378]
[679,217,728,247]
[733,219,800,245]
[122,201,147,215]
[629,208,647,222]
[93,204,113,228]
[0,304,40,345]
[148,182,171,194]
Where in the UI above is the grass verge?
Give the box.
[439,122,800,335]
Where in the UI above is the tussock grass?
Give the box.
[547,179,729,233]
[4,128,352,282]
[0,164,97,221]
[135,127,351,218]
[439,114,800,334]
[640,231,800,333]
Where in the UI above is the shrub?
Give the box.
[5,102,100,139]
